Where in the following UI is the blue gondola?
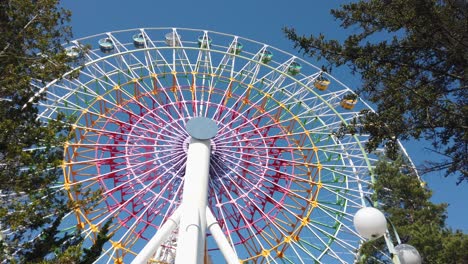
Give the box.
[98,38,114,53]
[133,33,145,48]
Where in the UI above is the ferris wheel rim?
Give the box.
[26,27,421,264]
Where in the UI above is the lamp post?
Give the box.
[353,206,421,264]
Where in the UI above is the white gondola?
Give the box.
[165,32,180,46]
[65,46,81,58]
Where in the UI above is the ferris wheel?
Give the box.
[33,28,394,263]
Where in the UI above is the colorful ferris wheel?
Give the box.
[34,28,392,263]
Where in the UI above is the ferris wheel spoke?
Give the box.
[106,34,145,79]
[46,79,100,110]
[288,240,328,263]
[260,59,299,92]
[214,102,312,144]
[311,205,363,242]
[213,37,239,78]
[218,147,317,170]
[99,175,182,255]
[207,79,235,121]
[282,242,309,264]
[209,159,292,249]
[210,150,360,256]
[209,159,318,262]
[141,33,174,73]
[111,85,188,134]
[100,156,184,199]
[172,32,196,75]
[70,125,159,144]
[83,59,189,130]
[299,224,348,263]
[209,191,239,255]
[65,151,185,191]
[65,149,153,166]
[75,119,180,143]
[149,37,194,117]
[230,46,266,84]
[319,185,371,208]
[79,164,182,238]
[213,84,267,130]
[211,157,305,226]
[209,171,268,256]
[211,150,319,194]
[308,224,352,264]
[79,109,185,143]
[63,155,163,191]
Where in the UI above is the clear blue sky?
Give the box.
[62,0,466,243]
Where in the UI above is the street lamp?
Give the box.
[353,207,422,264]
[394,244,422,264]
[353,207,387,239]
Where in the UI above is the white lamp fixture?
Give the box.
[394,244,422,264]
[353,207,388,239]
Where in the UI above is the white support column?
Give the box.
[206,207,239,264]
[175,138,212,264]
[133,117,219,264]
[131,208,181,264]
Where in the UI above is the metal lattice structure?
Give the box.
[32,28,394,263]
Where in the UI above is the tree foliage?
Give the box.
[357,157,468,263]
[21,212,79,263]
[0,0,109,262]
[0,0,73,259]
[284,0,467,183]
[30,219,113,264]
[79,220,113,264]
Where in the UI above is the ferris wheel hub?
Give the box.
[186,117,218,140]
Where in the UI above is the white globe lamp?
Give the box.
[353,207,387,239]
[394,244,422,264]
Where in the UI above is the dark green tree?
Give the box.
[79,220,113,264]
[284,0,467,183]
[22,212,79,263]
[30,219,113,264]
[0,0,109,262]
[357,157,468,263]
[0,0,73,260]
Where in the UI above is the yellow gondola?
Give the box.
[314,77,330,91]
